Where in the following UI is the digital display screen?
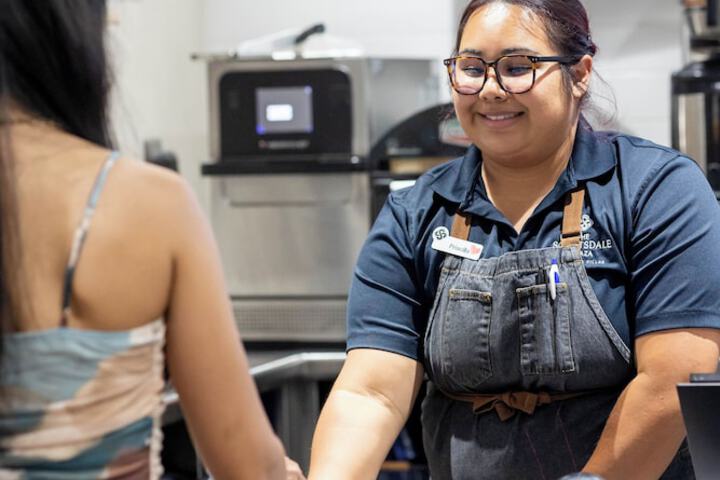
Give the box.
[255,86,314,135]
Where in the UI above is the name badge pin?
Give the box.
[431,229,483,261]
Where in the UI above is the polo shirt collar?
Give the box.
[427,119,617,208]
[426,143,482,205]
[570,120,617,183]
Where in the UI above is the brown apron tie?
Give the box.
[443,390,585,422]
[560,189,585,248]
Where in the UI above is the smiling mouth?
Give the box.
[480,112,524,121]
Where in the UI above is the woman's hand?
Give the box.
[285,457,306,480]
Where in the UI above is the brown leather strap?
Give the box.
[443,390,585,421]
[450,211,472,240]
[450,189,585,245]
[560,189,585,248]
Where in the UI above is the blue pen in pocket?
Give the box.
[549,258,560,300]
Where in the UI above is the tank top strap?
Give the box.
[59,151,121,327]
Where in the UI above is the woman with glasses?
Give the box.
[309,1,720,479]
[0,1,293,478]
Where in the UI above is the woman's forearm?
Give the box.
[308,387,408,480]
[582,372,686,480]
[309,350,424,480]
[583,329,720,479]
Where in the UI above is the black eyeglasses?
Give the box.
[443,54,582,95]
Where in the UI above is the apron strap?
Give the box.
[449,188,585,245]
[450,210,472,240]
[560,189,585,248]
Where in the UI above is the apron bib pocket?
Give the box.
[516,283,575,375]
[438,288,493,388]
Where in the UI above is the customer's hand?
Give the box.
[285,457,306,480]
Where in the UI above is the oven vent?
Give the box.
[232,298,347,342]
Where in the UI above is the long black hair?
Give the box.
[0,0,111,345]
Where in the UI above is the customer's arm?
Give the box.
[309,348,424,480]
[163,176,286,480]
[583,328,720,479]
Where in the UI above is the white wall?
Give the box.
[449,0,686,145]
[202,0,455,59]
[582,0,685,145]
[107,0,207,195]
[106,0,690,205]
[108,0,456,206]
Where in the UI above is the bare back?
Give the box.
[12,122,177,332]
[4,120,289,479]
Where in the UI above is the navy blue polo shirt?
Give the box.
[347,123,720,362]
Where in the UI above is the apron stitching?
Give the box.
[555,403,579,472]
[551,285,558,371]
[443,267,554,277]
[496,267,554,276]
[440,279,455,382]
[424,269,449,380]
[559,282,577,373]
[440,269,493,279]
[574,266,632,362]
[522,424,549,480]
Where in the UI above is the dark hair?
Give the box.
[454,0,617,124]
[0,1,112,145]
[0,1,111,343]
[455,0,597,60]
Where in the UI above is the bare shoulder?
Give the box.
[110,156,199,212]
[111,156,193,202]
[100,155,207,249]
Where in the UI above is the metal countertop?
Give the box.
[161,349,346,425]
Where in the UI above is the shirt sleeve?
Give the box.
[346,190,427,361]
[630,155,720,337]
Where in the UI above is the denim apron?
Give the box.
[422,189,694,479]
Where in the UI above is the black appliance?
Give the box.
[369,103,470,220]
[672,0,720,194]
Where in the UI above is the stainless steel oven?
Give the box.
[199,55,440,342]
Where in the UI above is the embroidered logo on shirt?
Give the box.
[554,214,613,265]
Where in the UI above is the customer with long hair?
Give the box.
[0,1,287,478]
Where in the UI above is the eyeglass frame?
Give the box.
[442,54,583,95]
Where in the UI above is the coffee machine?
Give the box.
[672,0,720,193]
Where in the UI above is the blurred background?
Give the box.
[106,0,693,201]
[102,1,719,478]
